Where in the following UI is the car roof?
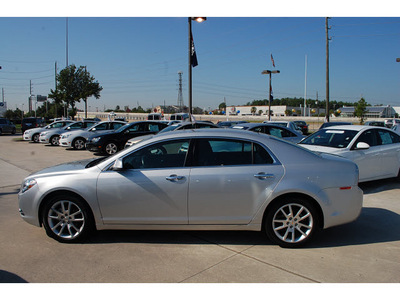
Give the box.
[319,125,379,131]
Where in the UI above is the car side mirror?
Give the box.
[110,158,125,171]
[356,142,370,150]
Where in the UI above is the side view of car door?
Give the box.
[187,138,285,225]
[96,139,191,225]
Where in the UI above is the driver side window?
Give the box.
[123,139,190,169]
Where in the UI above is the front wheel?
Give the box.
[32,133,40,143]
[50,135,60,146]
[42,195,94,243]
[104,142,118,155]
[265,197,320,248]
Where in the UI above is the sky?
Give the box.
[0,1,399,113]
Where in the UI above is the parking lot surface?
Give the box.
[1,134,400,283]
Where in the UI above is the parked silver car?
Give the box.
[59,121,127,150]
[23,120,74,143]
[18,129,362,247]
[39,120,98,146]
[263,121,303,134]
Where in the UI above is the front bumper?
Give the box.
[85,142,102,153]
[39,136,50,144]
[59,139,71,147]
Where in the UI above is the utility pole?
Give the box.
[55,61,58,118]
[304,54,307,117]
[29,80,32,113]
[177,71,184,112]
[325,17,331,122]
[66,18,69,67]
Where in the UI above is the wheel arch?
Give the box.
[261,192,324,231]
[38,190,95,227]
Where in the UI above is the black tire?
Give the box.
[73,138,86,150]
[42,194,94,243]
[32,133,40,143]
[11,128,16,135]
[265,197,320,248]
[50,135,60,146]
[104,142,118,155]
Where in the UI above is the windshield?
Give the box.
[300,129,358,148]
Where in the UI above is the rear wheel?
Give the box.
[73,138,86,150]
[42,195,94,243]
[265,197,320,248]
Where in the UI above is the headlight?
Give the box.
[41,132,49,136]
[60,133,71,139]
[21,179,37,193]
[92,137,102,143]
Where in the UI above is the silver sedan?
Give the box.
[18,129,362,247]
[23,120,75,143]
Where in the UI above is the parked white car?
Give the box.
[19,129,362,247]
[59,121,127,150]
[298,125,400,182]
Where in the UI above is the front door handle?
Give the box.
[254,172,275,180]
[166,174,185,182]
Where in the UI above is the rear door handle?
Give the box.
[254,172,275,180]
[166,174,185,182]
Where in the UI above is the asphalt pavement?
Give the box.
[1,134,400,286]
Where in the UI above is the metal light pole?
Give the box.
[188,17,206,120]
[262,70,280,121]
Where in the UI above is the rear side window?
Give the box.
[193,138,273,166]
[377,129,400,144]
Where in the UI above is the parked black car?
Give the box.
[21,117,45,133]
[0,118,16,135]
[85,121,168,155]
[319,122,352,129]
[293,120,309,135]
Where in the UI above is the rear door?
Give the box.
[188,138,284,224]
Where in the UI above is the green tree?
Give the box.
[354,97,368,124]
[48,65,102,119]
[251,107,257,115]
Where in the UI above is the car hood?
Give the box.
[83,129,114,137]
[29,158,102,177]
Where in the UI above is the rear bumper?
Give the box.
[319,185,363,229]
